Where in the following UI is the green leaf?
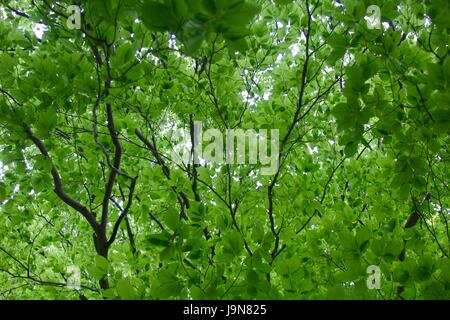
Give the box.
[152,270,183,298]
[223,230,243,255]
[87,255,109,281]
[102,288,117,299]
[356,227,371,252]
[139,2,178,31]
[246,269,259,286]
[147,232,171,247]
[190,286,205,299]
[221,2,260,27]
[163,208,180,231]
[36,107,57,136]
[393,265,410,283]
[0,183,8,201]
[95,255,109,274]
[251,221,264,243]
[328,33,346,49]
[116,279,138,300]
[274,0,293,6]
[87,266,106,281]
[385,240,403,257]
[172,0,188,18]
[179,21,207,55]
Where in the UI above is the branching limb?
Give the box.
[24,127,100,234]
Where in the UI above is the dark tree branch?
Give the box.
[24,127,100,234]
[7,5,30,18]
[108,177,138,246]
[135,129,190,219]
[149,211,166,232]
[267,0,313,262]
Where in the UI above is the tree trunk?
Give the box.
[94,233,110,290]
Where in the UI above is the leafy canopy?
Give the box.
[0,0,449,300]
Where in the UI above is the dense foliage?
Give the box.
[0,0,449,300]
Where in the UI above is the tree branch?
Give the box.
[108,177,138,246]
[24,127,100,234]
